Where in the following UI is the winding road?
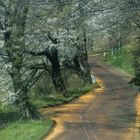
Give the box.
[41,56,139,140]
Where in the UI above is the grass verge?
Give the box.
[32,84,96,108]
[0,102,54,140]
[104,48,134,75]
[0,119,53,140]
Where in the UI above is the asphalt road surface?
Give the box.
[41,56,139,140]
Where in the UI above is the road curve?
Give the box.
[41,56,138,140]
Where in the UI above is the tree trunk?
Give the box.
[73,55,85,78]
[73,55,92,84]
[79,55,92,84]
[3,1,40,119]
[51,61,67,96]
[81,30,92,84]
[50,48,68,97]
[4,38,39,119]
[16,88,39,119]
[11,58,40,119]
[75,31,92,84]
[29,47,68,96]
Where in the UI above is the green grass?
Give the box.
[104,48,134,75]
[0,119,53,140]
[0,102,54,140]
[32,84,94,108]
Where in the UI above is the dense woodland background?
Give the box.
[0,0,140,131]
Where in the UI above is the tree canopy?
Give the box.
[0,0,140,119]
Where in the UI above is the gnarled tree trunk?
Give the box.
[74,31,92,84]
[3,0,39,119]
[30,47,68,97]
[50,48,68,96]
[11,66,39,119]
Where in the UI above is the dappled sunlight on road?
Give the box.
[95,79,105,94]
[132,93,140,140]
[43,114,83,140]
[41,78,102,140]
[40,57,138,140]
